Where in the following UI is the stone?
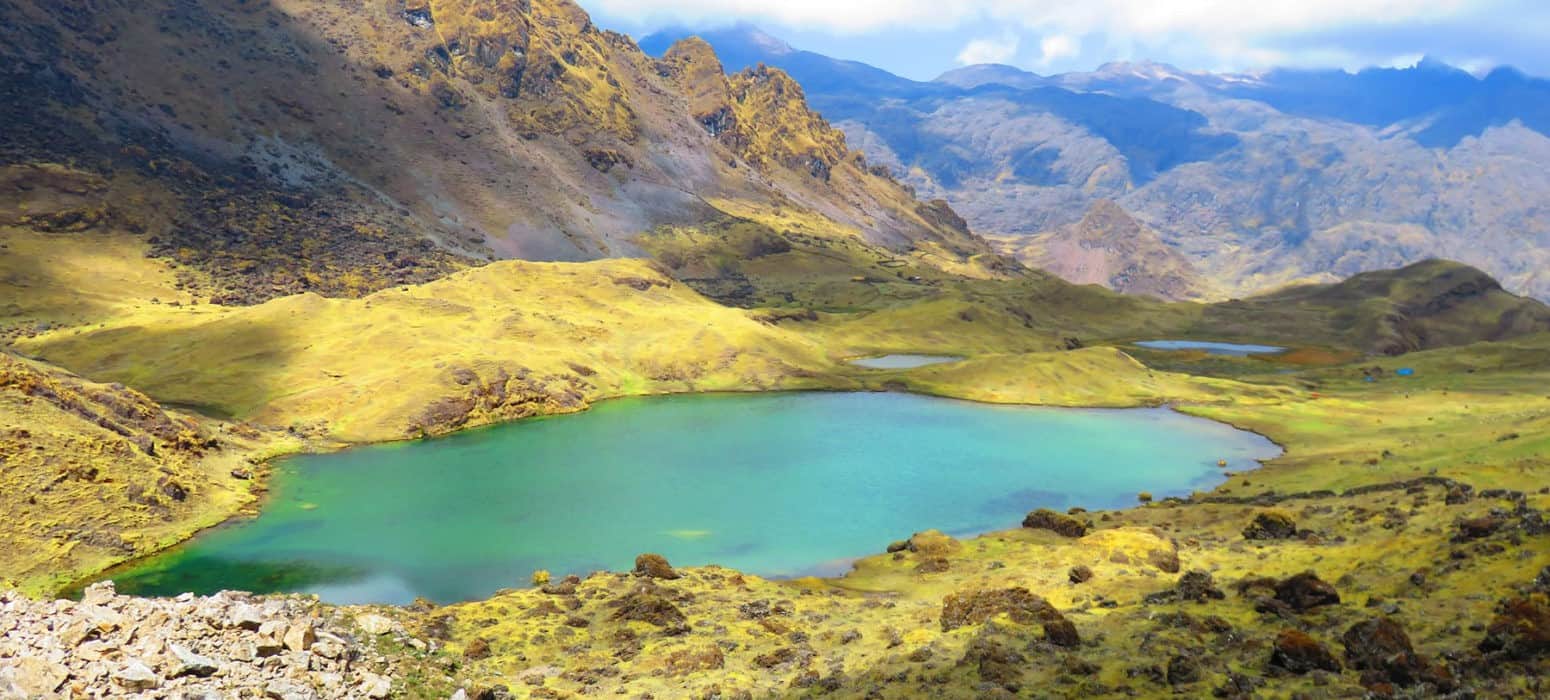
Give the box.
[283,623,316,652]
[1042,618,1081,647]
[941,588,1064,631]
[1177,571,1226,602]
[1243,511,1298,540]
[360,672,392,699]
[632,553,681,580]
[1021,509,1088,537]
[81,580,117,606]
[1274,572,1341,612]
[355,613,396,636]
[1270,629,1342,674]
[0,657,70,696]
[1457,516,1504,540]
[112,660,161,690]
[1166,654,1202,685]
[169,642,220,678]
[232,604,266,631]
[1342,617,1436,688]
[1479,594,1550,659]
[1068,565,1094,584]
[265,679,317,700]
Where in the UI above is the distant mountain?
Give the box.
[995,200,1213,301]
[641,26,1550,301]
[0,4,989,307]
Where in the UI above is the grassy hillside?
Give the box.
[0,352,289,595]
[353,334,1550,699]
[17,259,838,443]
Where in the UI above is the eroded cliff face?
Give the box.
[0,0,990,307]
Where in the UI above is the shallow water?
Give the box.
[1134,340,1287,356]
[849,354,964,369]
[108,392,1280,605]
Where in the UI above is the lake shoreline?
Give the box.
[54,357,1286,603]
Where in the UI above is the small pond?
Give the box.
[1133,340,1287,356]
[106,392,1280,605]
[849,354,964,369]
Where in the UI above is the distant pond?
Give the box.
[848,354,964,369]
[105,392,1280,605]
[1134,340,1287,356]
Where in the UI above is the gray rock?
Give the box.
[265,679,318,700]
[231,604,266,631]
[169,642,219,678]
[112,659,160,690]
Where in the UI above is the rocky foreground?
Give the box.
[0,582,402,699]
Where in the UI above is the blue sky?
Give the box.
[586,0,1550,80]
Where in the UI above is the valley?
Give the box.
[1,1,1548,699]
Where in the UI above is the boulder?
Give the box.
[1243,511,1298,540]
[168,642,219,678]
[1021,509,1088,537]
[1274,572,1341,612]
[1068,565,1094,584]
[354,613,397,636]
[633,553,681,580]
[1166,654,1202,685]
[1480,594,1550,659]
[283,622,316,652]
[81,580,117,606]
[0,658,69,697]
[1042,618,1081,647]
[112,660,160,691]
[1342,617,1439,688]
[1270,629,1342,674]
[1144,570,1224,604]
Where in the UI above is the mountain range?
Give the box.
[641,26,1550,301]
[0,0,992,310]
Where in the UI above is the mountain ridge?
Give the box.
[640,25,1550,302]
[0,0,994,311]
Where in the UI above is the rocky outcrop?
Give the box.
[1022,509,1089,537]
[0,583,395,699]
[0,0,991,308]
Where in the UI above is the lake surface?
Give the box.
[849,354,964,369]
[1134,340,1287,356]
[107,392,1279,605]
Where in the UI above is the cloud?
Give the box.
[591,0,1482,37]
[1037,34,1079,66]
[956,34,1020,65]
[591,0,1515,72]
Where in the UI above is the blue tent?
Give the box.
[1396,368,1416,377]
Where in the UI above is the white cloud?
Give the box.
[1037,34,1079,66]
[956,34,1020,65]
[591,0,1481,37]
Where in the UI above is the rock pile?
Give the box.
[0,582,395,699]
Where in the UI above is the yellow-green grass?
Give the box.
[0,228,198,342]
[389,335,1550,698]
[17,258,841,443]
[0,352,295,596]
